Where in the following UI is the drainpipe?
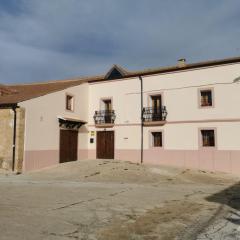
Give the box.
[12,106,17,172]
[139,76,143,164]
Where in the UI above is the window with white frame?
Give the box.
[66,94,74,111]
[200,89,213,107]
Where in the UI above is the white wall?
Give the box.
[19,62,240,153]
[143,122,240,150]
[89,63,240,151]
[88,78,141,150]
[19,83,89,151]
[143,63,240,120]
[89,78,141,125]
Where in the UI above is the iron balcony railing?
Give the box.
[93,110,116,124]
[142,106,167,122]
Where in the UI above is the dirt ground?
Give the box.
[0,159,240,240]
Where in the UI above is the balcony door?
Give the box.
[103,99,112,111]
[102,99,112,123]
[151,95,162,121]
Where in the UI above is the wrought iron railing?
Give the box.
[93,110,116,124]
[142,106,167,122]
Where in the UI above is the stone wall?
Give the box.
[0,109,13,169]
[15,108,25,173]
[0,107,25,172]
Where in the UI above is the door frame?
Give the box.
[96,130,115,159]
[147,92,164,107]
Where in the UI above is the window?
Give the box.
[201,130,215,147]
[66,94,74,111]
[200,89,213,107]
[152,132,163,147]
[98,98,114,124]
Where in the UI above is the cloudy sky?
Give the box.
[0,0,239,84]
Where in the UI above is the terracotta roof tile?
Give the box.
[0,76,102,105]
[0,84,18,96]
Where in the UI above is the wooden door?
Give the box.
[60,130,78,163]
[97,131,114,159]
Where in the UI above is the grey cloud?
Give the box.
[0,0,240,83]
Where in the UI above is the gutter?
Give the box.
[0,103,18,171]
[139,76,143,164]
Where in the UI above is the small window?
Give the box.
[66,94,74,111]
[152,132,163,147]
[201,130,215,147]
[200,90,213,107]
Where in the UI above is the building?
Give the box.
[1,56,240,174]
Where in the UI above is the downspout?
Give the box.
[139,76,143,164]
[12,106,17,172]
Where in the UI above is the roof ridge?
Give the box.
[8,74,104,87]
[5,55,240,87]
[1,55,240,105]
[129,55,240,76]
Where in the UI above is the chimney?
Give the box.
[178,58,186,67]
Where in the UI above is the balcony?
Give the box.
[142,106,167,126]
[93,110,116,128]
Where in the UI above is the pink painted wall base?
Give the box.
[23,148,240,175]
[116,149,240,175]
[115,149,141,163]
[78,149,88,159]
[24,150,59,172]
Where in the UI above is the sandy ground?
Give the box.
[0,159,240,240]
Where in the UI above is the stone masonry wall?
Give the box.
[0,109,14,169]
[15,108,25,173]
[0,108,25,172]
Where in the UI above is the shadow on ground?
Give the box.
[206,182,240,210]
[206,182,240,226]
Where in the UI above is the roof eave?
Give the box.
[88,56,240,83]
[0,103,18,109]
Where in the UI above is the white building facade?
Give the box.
[1,56,240,174]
